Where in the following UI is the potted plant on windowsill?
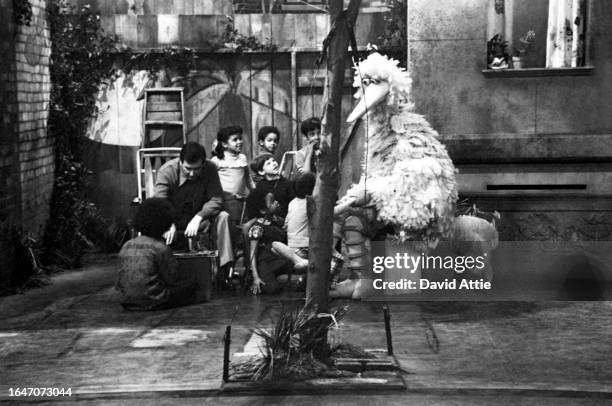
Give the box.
[512,30,536,69]
[487,34,510,69]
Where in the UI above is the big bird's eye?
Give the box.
[362,77,380,86]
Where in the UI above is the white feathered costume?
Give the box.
[330,52,459,299]
[341,52,458,246]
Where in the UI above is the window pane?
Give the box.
[487,0,588,69]
[512,0,549,68]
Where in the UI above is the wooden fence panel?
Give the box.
[249,54,274,155]
[271,54,294,155]
[72,1,387,50]
[137,15,158,48]
[271,14,296,49]
[293,13,317,48]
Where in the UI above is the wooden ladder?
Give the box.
[142,87,187,148]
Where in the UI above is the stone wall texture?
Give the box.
[0,0,53,284]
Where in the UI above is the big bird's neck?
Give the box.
[361,103,399,177]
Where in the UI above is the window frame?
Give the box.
[482,0,594,77]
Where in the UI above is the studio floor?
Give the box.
[1,254,611,405]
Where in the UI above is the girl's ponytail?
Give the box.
[212,139,224,159]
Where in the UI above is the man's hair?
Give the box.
[250,154,275,173]
[180,142,206,163]
[257,126,280,142]
[245,187,271,219]
[295,173,316,198]
[134,198,176,239]
[300,117,321,136]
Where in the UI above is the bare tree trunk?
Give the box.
[306,0,362,316]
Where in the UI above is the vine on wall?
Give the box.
[122,46,197,81]
[221,16,278,52]
[44,0,122,268]
[377,0,407,68]
[13,0,33,26]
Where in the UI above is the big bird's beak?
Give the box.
[346,81,390,123]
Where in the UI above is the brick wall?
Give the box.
[14,0,54,238]
[0,0,53,285]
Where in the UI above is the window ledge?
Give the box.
[482,66,594,78]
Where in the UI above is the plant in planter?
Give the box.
[487,34,510,69]
[230,305,353,381]
[225,303,405,391]
[512,30,536,69]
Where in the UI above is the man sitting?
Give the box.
[154,142,234,283]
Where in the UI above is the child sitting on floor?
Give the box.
[246,188,301,295]
[250,154,294,219]
[116,198,195,310]
[270,173,343,290]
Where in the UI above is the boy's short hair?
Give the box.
[257,126,280,142]
[134,198,176,239]
[295,173,316,198]
[250,153,275,173]
[300,117,321,136]
[245,187,271,219]
[180,142,206,163]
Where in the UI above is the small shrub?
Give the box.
[232,304,350,381]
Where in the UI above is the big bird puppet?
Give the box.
[330,52,498,299]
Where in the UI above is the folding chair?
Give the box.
[239,218,257,292]
[130,148,181,239]
[279,150,297,180]
[133,147,182,204]
[222,193,249,288]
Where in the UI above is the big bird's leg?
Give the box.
[330,214,373,300]
[330,187,375,299]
